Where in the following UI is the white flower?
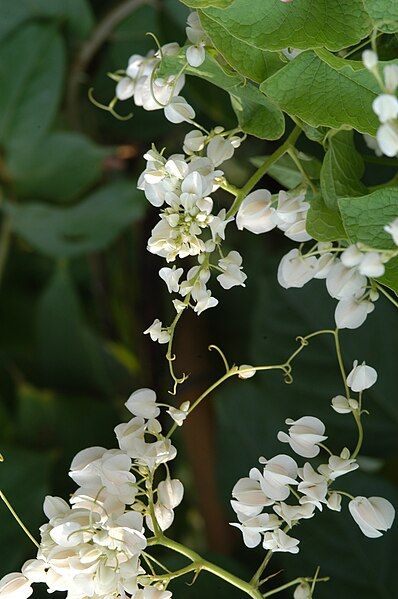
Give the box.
[349,496,395,538]
[326,261,367,300]
[207,136,235,166]
[185,12,208,68]
[372,94,398,123]
[158,478,184,509]
[262,529,300,554]
[217,251,247,289]
[183,129,206,154]
[232,477,274,514]
[125,388,160,420]
[341,245,363,268]
[346,360,377,392]
[384,64,398,93]
[358,252,385,277]
[377,121,398,157]
[231,513,280,548]
[318,455,358,480]
[331,395,359,414]
[159,266,184,293]
[273,190,311,242]
[362,49,378,70]
[251,454,298,501]
[236,189,276,234]
[297,463,328,510]
[314,252,335,279]
[209,209,233,241]
[277,249,318,289]
[335,297,375,329]
[0,574,32,599]
[186,44,206,67]
[21,561,47,584]
[294,582,312,599]
[327,492,342,512]
[164,96,195,124]
[193,288,218,314]
[167,401,190,426]
[273,502,315,527]
[277,416,327,458]
[144,319,170,344]
[385,217,398,245]
[116,76,135,101]
[114,416,146,457]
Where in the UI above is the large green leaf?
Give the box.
[321,130,367,209]
[204,0,371,52]
[159,52,285,139]
[3,180,145,258]
[338,188,398,294]
[338,188,398,250]
[6,132,112,202]
[35,265,132,394]
[306,195,347,242]
[199,12,284,84]
[0,23,65,153]
[262,50,383,135]
[0,0,94,43]
[364,0,398,33]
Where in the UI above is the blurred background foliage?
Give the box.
[0,1,397,598]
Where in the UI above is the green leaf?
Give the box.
[16,384,121,453]
[35,265,132,394]
[0,0,94,43]
[6,132,112,202]
[0,23,65,154]
[251,153,321,189]
[306,195,347,242]
[3,180,145,258]
[159,52,285,139]
[181,0,234,8]
[379,258,398,295]
[262,50,383,135]
[364,0,398,33]
[339,188,398,295]
[204,0,371,52]
[199,12,284,83]
[338,187,398,249]
[321,130,367,209]
[0,447,52,574]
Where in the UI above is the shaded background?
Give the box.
[0,1,397,597]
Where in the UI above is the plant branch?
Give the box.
[67,0,155,126]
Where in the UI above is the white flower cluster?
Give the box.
[277,239,395,329]
[139,130,248,337]
[0,389,186,599]
[113,12,209,123]
[230,360,395,553]
[363,50,398,157]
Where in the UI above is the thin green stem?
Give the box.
[376,283,398,309]
[333,329,350,399]
[250,551,273,587]
[154,535,263,599]
[0,491,39,548]
[226,126,301,219]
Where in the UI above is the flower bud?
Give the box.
[362,49,378,70]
